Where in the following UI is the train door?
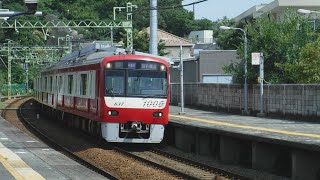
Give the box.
[89,70,98,116]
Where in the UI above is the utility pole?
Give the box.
[113,2,137,51]
[179,44,185,114]
[149,0,158,55]
[7,41,11,99]
[2,0,41,99]
[193,4,195,20]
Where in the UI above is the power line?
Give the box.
[141,0,208,11]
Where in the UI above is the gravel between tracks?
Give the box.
[3,98,182,180]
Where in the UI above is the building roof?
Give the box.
[145,27,193,47]
[234,0,320,23]
[193,43,218,50]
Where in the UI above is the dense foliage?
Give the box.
[218,10,320,84]
[2,0,319,94]
[0,0,212,95]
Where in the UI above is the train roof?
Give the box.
[43,43,173,71]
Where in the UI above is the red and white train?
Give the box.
[34,43,170,143]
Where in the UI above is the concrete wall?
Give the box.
[165,125,320,179]
[170,50,240,83]
[164,46,193,60]
[199,50,240,83]
[171,83,320,119]
[188,30,214,43]
[170,60,199,83]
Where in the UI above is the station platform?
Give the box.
[169,105,320,151]
[0,116,106,180]
[168,106,320,179]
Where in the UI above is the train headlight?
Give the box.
[153,112,163,118]
[160,65,166,71]
[108,110,119,116]
[105,63,112,69]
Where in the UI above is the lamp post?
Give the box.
[298,9,320,31]
[297,9,320,14]
[219,25,248,114]
[161,37,185,114]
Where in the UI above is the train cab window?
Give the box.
[80,74,88,96]
[105,70,125,96]
[127,70,168,97]
[67,75,74,94]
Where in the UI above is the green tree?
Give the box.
[194,18,213,30]
[280,38,320,83]
[132,28,167,56]
[223,10,318,84]
[214,17,242,50]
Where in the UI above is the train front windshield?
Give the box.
[105,61,168,98]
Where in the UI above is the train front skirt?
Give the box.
[101,123,165,143]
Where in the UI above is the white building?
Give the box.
[234,0,320,23]
[188,30,213,43]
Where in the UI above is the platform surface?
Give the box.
[0,116,107,180]
[169,106,320,150]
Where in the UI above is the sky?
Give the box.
[183,0,274,21]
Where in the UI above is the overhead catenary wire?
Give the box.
[141,0,208,11]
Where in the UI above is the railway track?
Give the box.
[151,147,253,180]
[2,97,118,180]
[3,97,252,180]
[110,143,252,180]
[112,145,221,180]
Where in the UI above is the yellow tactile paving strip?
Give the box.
[0,142,45,180]
[170,114,320,139]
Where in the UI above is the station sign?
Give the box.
[252,52,262,65]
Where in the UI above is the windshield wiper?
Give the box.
[106,88,115,97]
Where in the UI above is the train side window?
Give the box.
[67,74,73,94]
[90,71,96,98]
[80,73,88,96]
[44,77,48,91]
[43,77,45,91]
[38,78,40,91]
[49,76,53,92]
[54,76,57,92]
[58,75,63,94]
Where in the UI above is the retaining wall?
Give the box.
[170,84,320,120]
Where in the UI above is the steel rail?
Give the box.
[3,98,119,180]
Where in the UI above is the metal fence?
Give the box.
[0,84,27,97]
